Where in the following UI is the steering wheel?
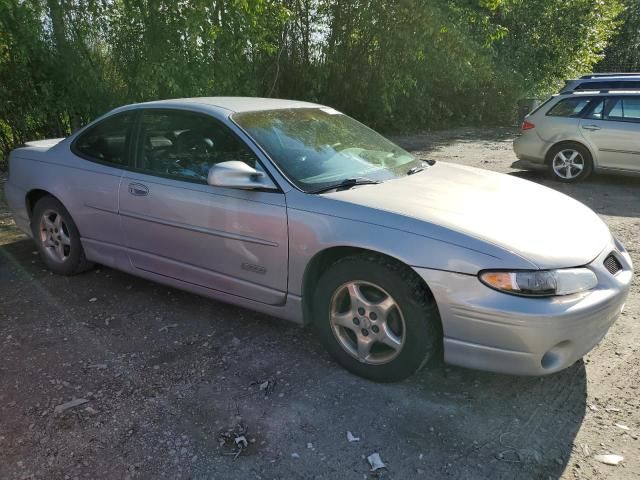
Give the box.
[176,131,213,157]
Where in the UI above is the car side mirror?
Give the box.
[207,161,278,191]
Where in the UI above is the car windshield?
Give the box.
[232,108,422,192]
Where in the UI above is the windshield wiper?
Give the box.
[407,166,424,175]
[310,178,381,194]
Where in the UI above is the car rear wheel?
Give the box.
[31,196,94,275]
[313,253,441,382]
[548,143,593,183]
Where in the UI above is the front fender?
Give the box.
[286,193,537,297]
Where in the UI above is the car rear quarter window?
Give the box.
[73,112,135,166]
[546,97,594,118]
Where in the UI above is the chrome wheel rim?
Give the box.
[552,149,584,180]
[329,281,406,365]
[39,209,71,263]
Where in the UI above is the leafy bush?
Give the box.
[0,0,625,167]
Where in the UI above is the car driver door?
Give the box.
[118,108,288,305]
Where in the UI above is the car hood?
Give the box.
[328,162,611,269]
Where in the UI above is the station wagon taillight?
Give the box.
[521,120,535,131]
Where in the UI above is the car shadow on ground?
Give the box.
[0,236,587,479]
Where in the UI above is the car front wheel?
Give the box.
[313,253,441,382]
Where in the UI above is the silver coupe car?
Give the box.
[5,97,633,382]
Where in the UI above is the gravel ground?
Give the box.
[1,127,639,480]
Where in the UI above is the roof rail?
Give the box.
[560,89,640,95]
[580,73,640,79]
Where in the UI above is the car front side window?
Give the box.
[135,110,258,183]
[73,112,135,166]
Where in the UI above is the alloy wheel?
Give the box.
[552,149,585,180]
[329,281,406,365]
[39,209,71,263]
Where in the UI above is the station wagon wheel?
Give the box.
[31,195,94,275]
[552,149,584,180]
[548,143,593,183]
[314,253,441,382]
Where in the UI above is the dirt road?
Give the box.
[1,128,638,479]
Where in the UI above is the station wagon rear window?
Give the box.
[546,98,595,118]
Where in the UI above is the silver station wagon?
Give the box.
[5,97,633,382]
[514,90,640,182]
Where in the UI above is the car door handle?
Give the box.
[582,125,602,131]
[128,183,149,196]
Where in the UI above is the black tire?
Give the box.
[547,143,593,183]
[31,196,94,275]
[312,253,441,382]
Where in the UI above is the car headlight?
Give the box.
[479,268,597,297]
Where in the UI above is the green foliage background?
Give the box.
[0,0,633,168]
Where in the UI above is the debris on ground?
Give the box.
[88,297,97,302]
[87,363,107,370]
[218,423,249,459]
[54,398,89,414]
[158,323,178,333]
[614,423,630,431]
[291,452,300,459]
[250,377,277,397]
[594,454,624,466]
[367,452,386,471]
[347,431,360,442]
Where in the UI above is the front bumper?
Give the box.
[415,240,633,375]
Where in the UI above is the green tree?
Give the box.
[0,0,628,168]
[598,0,640,71]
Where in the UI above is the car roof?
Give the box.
[118,97,323,114]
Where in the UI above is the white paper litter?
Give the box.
[367,453,386,471]
[594,454,624,466]
[347,431,360,442]
[615,423,630,431]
